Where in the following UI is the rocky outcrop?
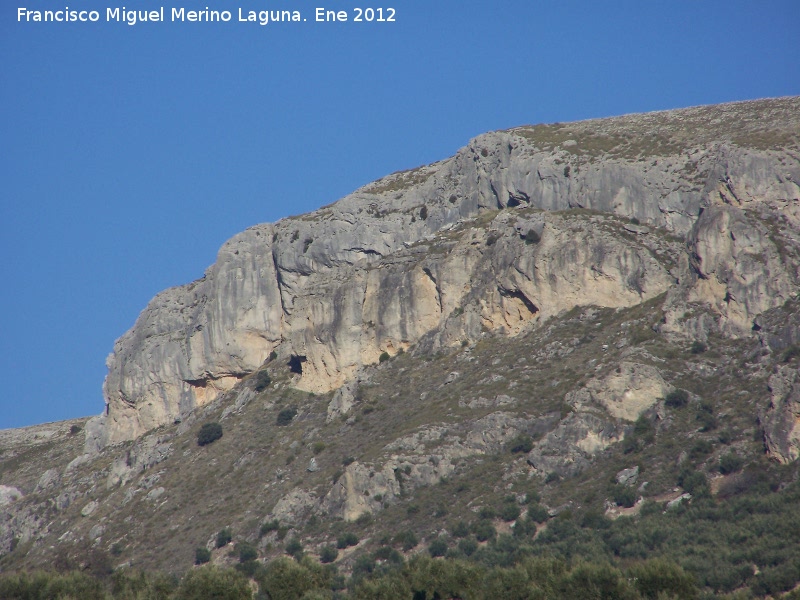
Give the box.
[0,486,23,506]
[568,362,669,422]
[761,366,800,463]
[526,412,625,478]
[93,97,800,450]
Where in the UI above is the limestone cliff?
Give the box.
[91,97,800,451]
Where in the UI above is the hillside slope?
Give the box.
[2,97,800,597]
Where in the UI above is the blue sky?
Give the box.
[1,1,798,429]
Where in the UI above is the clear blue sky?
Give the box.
[1,1,798,429]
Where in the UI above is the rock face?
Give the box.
[0,486,23,506]
[761,366,800,464]
[567,362,668,422]
[92,97,800,451]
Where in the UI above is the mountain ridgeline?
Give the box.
[2,97,800,598]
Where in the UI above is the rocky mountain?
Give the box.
[2,97,800,597]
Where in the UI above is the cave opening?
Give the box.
[288,354,307,374]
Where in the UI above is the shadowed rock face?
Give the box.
[93,97,800,451]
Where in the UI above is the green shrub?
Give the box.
[719,452,744,475]
[353,555,377,577]
[690,340,707,354]
[257,557,331,600]
[782,345,800,363]
[356,512,373,527]
[260,519,279,537]
[613,486,638,508]
[478,506,496,520]
[216,528,232,548]
[678,469,709,496]
[628,559,698,599]
[500,503,521,522]
[319,545,338,564]
[527,503,550,523]
[689,439,713,460]
[276,407,298,426]
[523,489,541,504]
[472,520,497,543]
[379,351,390,363]
[428,538,448,558]
[561,562,636,600]
[419,206,428,220]
[311,441,326,455]
[285,538,304,559]
[373,546,404,564]
[458,537,479,557]
[509,434,534,453]
[581,509,611,530]
[336,532,359,549]
[176,566,252,600]
[195,547,211,565]
[0,572,107,600]
[253,370,272,392]
[545,472,561,484]
[451,521,470,538]
[394,530,418,551]
[197,422,223,446]
[697,410,718,432]
[237,542,257,563]
[665,389,689,408]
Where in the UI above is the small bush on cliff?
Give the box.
[613,485,638,508]
[719,452,744,475]
[500,503,521,522]
[195,547,211,565]
[260,520,279,537]
[472,520,496,543]
[319,545,338,564]
[394,530,418,551]
[665,389,689,408]
[253,370,272,392]
[197,422,223,447]
[216,528,232,549]
[336,532,359,549]
[277,407,298,426]
[285,538,304,560]
[428,538,448,557]
[509,434,534,454]
[690,340,707,354]
[237,542,258,563]
[379,351,390,363]
[782,344,800,363]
